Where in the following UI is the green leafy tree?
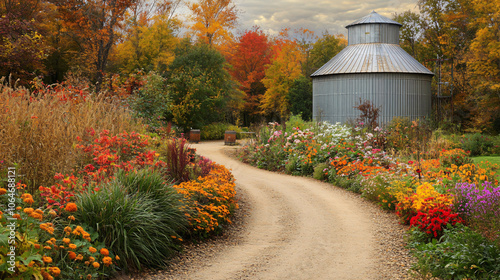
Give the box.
[309,32,347,74]
[288,76,312,121]
[167,40,242,131]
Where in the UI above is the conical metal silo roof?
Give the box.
[345,11,402,28]
[311,11,434,77]
[311,44,434,76]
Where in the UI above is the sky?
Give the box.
[231,0,420,37]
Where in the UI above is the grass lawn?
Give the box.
[472,156,500,177]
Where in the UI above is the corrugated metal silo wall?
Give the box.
[348,24,400,44]
[312,73,432,126]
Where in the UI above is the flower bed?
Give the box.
[1,129,237,278]
[239,121,500,278]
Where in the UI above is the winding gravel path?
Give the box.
[127,141,414,280]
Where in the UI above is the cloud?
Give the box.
[233,0,419,36]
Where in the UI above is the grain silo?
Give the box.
[311,11,434,125]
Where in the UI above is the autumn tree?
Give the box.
[167,40,242,131]
[0,0,50,83]
[111,0,181,75]
[188,0,238,46]
[49,0,136,90]
[261,29,304,123]
[226,27,271,125]
[466,0,500,130]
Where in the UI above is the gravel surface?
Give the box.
[114,142,416,280]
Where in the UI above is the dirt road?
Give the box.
[140,141,413,280]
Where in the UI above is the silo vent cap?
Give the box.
[345,10,402,28]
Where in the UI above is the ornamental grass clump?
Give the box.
[0,83,142,192]
[75,169,188,270]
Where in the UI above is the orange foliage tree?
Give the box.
[49,0,136,89]
[226,27,271,125]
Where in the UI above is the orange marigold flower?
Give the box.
[92,262,100,268]
[63,238,70,244]
[34,244,40,249]
[100,248,109,256]
[24,208,34,214]
[41,271,53,280]
[16,206,21,210]
[115,255,120,261]
[24,197,34,204]
[102,256,112,266]
[49,209,57,217]
[76,254,84,261]
[68,251,77,260]
[69,243,77,250]
[68,215,75,221]
[44,246,52,250]
[29,212,43,221]
[65,202,78,212]
[28,260,36,267]
[89,247,97,253]
[84,261,90,266]
[89,256,95,262]
[0,188,6,195]
[64,226,72,234]
[42,256,53,263]
[87,274,92,280]
[49,266,61,276]
[12,213,21,220]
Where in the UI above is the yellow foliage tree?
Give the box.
[188,0,238,46]
[261,32,304,122]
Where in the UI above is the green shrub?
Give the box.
[75,169,188,270]
[386,117,412,150]
[460,133,494,156]
[313,163,328,181]
[286,114,310,133]
[409,224,500,279]
[129,72,169,130]
[201,123,244,140]
[285,159,298,175]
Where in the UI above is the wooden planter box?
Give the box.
[224,130,237,145]
[189,129,200,143]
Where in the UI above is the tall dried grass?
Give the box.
[0,81,143,192]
